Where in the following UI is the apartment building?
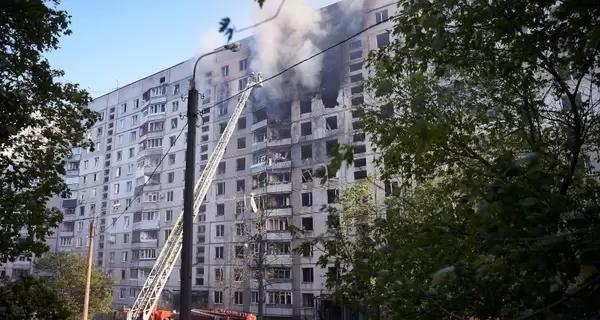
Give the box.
[41,0,395,318]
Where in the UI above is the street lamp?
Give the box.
[181,42,241,320]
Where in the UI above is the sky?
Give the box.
[46,0,338,98]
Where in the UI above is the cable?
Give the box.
[88,15,393,236]
[235,0,286,33]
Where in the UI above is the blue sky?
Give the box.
[46,0,337,97]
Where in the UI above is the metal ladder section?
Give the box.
[127,73,263,320]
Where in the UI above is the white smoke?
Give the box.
[250,0,324,97]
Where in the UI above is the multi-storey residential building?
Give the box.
[41,0,395,318]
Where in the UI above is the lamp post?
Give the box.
[181,42,240,320]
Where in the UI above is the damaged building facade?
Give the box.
[34,0,395,318]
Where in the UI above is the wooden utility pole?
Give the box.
[82,220,95,320]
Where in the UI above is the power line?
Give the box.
[235,0,286,33]
[88,15,393,235]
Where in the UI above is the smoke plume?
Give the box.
[250,0,324,98]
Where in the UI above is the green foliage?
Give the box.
[35,253,113,320]
[0,0,97,261]
[0,276,71,320]
[317,0,600,319]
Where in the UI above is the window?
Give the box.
[376,29,391,47]
[133,249,156,260]
[350,73,363,83]
[354,144,367,154]
[349,39,362,49]
[134,99,140,108]
[375,8,389,23]
[113,183,120,194]
[349,61,363,72]
[353,132,366,142]
[129,147,135,158]
[270,267,291,280]
[114,166,121,178]
[327,189,339,203]
[354,170,367,180]
[236,200,244,215]
[217,162,226,174]
[201,134,208,142]
[326,139,338,156]
[238,77,248,91]
[218,102,228,116]
[238,117,246,129]
[354,158,367,167]
[201,125,209,132]
[173,84,180,95]
[217,182,225,195]
[215,246,224,259]
[301,192,313,207]
[120,288,126,299]
[350,96,365,106]
[236,158,245,171]
[239,58,248,71]
[237,137,246,149]
[166,191,174,202]
[300,121,312,135]
[122,251,128,261]
[234,291,243,305]
[351,85,364,94]
[251,291,259,304]
[300,98,311,114]
[200,144,208,152]
[126,181,132,192]
[350,51,362,60]
[168,153,176,165]
[301,144,312,160]
[221,65,229,76]
[302,217,313,231]
[267,291,292,305]
[302,169,313,183]
[234,268,243,281]
[216,224,225,237]
[235,245,245,258]
[219,122,227,133]
[302,267,314,282]
[167,172,175,183]
[303,293,315,307]
[116,151,122,161]
[216,203,225,216]
[236,179,245,192]
[236,223,245,236]
[171,118,178,129]
[214,290,223,304]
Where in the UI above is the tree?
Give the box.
[318,0,600,319]
[35,252,113,320]
[0,276,72,320]
[0,0,97,261]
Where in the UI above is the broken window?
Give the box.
[238,117,246,129]
[326,116,338,130]
[301,144,312,160]
[326,139,338,156]
[300,98,312,114]
[302,169,313,183]
[300,122,312,136]
[327,189,339,204]
[302,217,313,231]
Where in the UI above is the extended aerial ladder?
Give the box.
[127,73,263,320]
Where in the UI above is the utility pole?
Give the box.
[82,220,95,320]
[257,232,265,320]
[181,78,198,320]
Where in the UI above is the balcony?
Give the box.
[251,119,267,131]
[265,231,292,241]
[268,138,291,147]
[266,208,292,217]
[269,160,291,170]
[132,219,159,231]
[265,254,292,265]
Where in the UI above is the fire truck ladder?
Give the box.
[127,73,263,320]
